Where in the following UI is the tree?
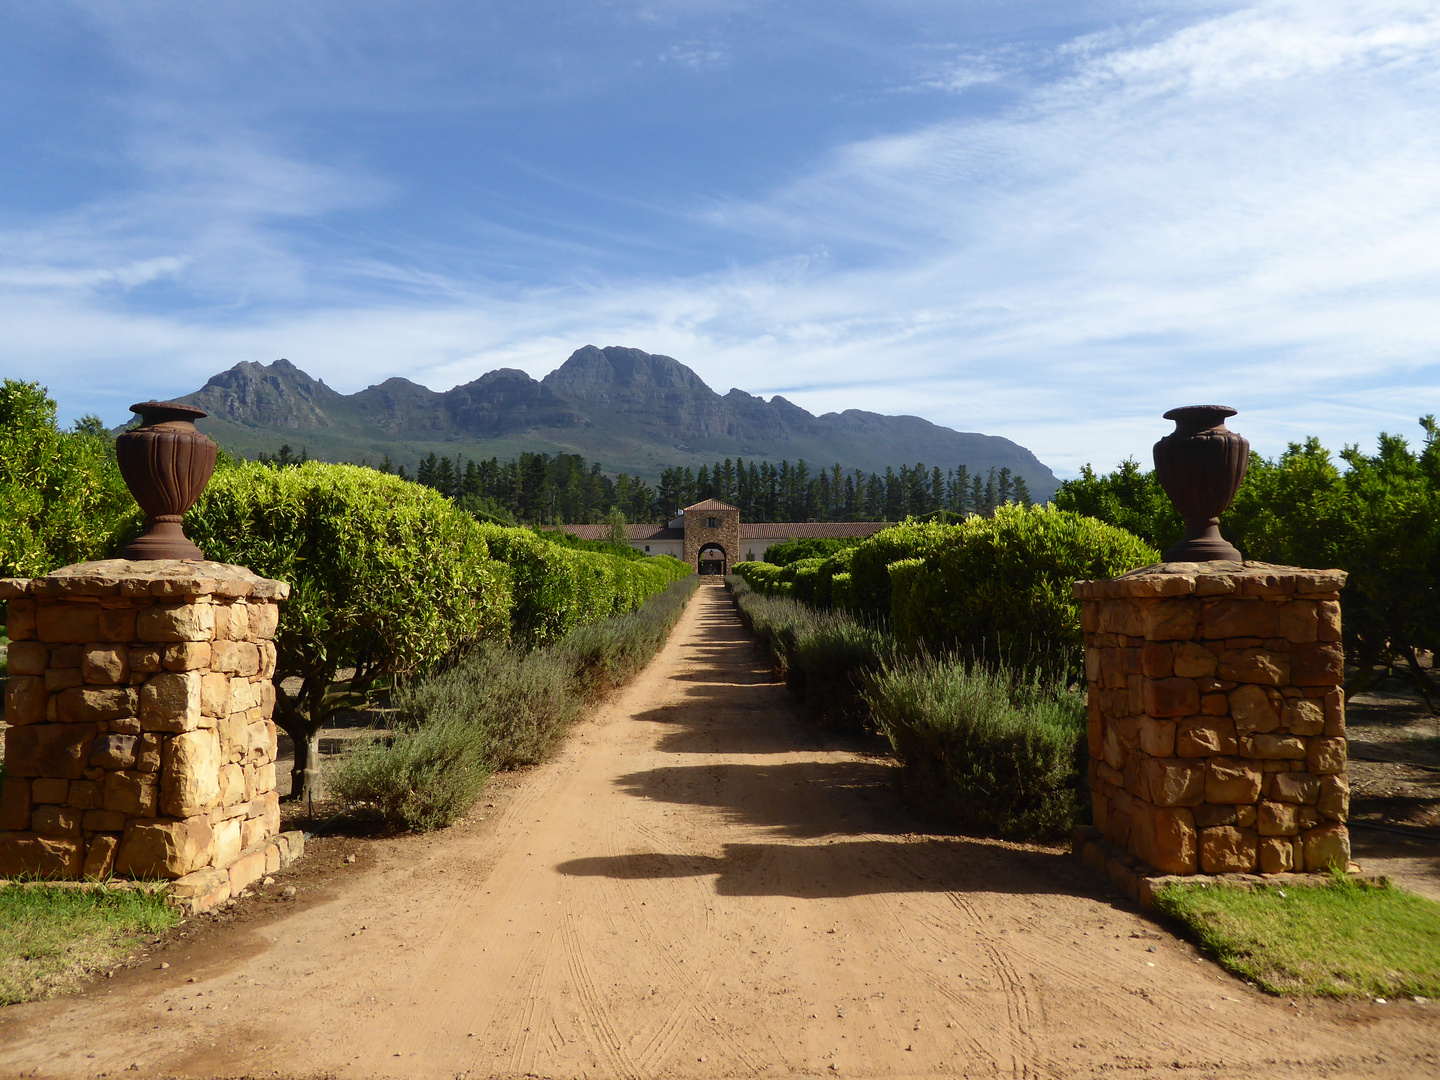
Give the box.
[186,462,510,799]
[606,505,629,547]
[0,380,138,578]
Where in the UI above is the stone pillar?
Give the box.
[1074,562,1349,876]
[1,560,288,883]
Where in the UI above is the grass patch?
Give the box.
[1153,875,1440,997]
[0,884,179,1005]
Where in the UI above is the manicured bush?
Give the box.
[331,576,701,831]
[187,461,513,797]
[844,520,957,621]
[887,506,1158,679]
[762,536,862,566]
[864,654,1087,838]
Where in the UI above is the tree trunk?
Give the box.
[291,729,325,803]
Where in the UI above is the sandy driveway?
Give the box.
[2,580,1436,1079]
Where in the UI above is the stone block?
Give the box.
[1194,804,1237,828]
[1258,801,1300,836]
[1228,685,1279,734]
[1205,757,1262,803]
[1317,601,1341,642]
[35,603,100,644]
[103,770,158,816]
[1200,692,1229,716]
[98,607,137,643]
[1142,805,1198,875]
[1140,643,1173,678]
[135,733,163,773]
[1143,678,1199,718]
[83,809,128,832]
[219,763,246,807]
[1217,648,1289,686]
[140,671,202,733]
[32,777,68,803]
[1301,823,1350,872]
[1141,600,1199,641]
[264,844,281,874]
[1236,804,1258,828]
[241,816,269,849]
[1202,600,1275,640]
[1290,643,1344,686]
[5,724,97,779]
[201,672,231,717]
[228,678,261,716]
[0,777,31,831]
[1144,758,1205,807]
[160,729,222,817]
[1250,733,1307,759]
[32,804,82,837]
[1318,775,1349,821]
[83,834,119,880]
[275,829,304,864]
[66,779,103,810]
[212,816,243,868]
[115,817,214,879]
[1271,771,1320,804]
[1274,601,1318,643]
[163,641,212,672]
[45,667,84,691]
[6,641,48,675]
[248,761,277,799]
[90,733,138,770]
[5,676,49,727]
[82,645,130,685]
[1140,719,1177,758]
[223,603,248,641]
[256,790,280,836]
[257,641,277,679]
[212,640,261,677]
[1308,737,1346,775]
[136,603,215,643]
[228,847,267,892]
[56,686,138,724]
[250,602,279,640]
[1199,825,1258,873]
[169,866,230,908]
[0,832,83,879]
[129,646,163,673]
[1257,836,1293,874]
[6,599,38,642]
[1176,716,1237,757]
[1171,642,1218,679]
[1283,698,1325,736]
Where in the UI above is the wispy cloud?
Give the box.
[3,1,1438,476]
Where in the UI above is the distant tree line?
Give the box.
[254,444,1033,525]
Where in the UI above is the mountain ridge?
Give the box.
[177,345,1060,501]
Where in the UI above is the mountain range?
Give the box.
[176,345,1060,501]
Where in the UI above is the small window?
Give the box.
[706,516,719,529]
[645,545,650,552]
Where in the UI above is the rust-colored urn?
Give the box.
[1152,405,1249,562]
[116,401,218,561]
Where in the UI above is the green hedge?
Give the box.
[844,520,957,621]
[886,506,1158,678]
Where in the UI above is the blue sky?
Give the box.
[2,0,1437,476]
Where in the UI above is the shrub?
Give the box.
[888,505,1158,679]
[332,576,700,830]
[845,520,957,621]
[762,536,862,566]
[0,381,139,579]
[187,461,513,798]
[864,654,1087,838]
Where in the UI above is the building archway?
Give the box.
[697,542,727,575]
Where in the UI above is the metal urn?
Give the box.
[116,401,218,561]
[1152,405,1249,562]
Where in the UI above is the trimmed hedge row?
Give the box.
[734,505,1157,678]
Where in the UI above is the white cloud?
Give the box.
[4,0,1438,478]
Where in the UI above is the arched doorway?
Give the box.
[697,542,727,576]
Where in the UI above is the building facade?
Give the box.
[565,500,889,573]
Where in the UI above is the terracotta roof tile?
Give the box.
[683,499,740,512]
[737,522,889,540]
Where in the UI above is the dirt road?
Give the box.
[2,581,1436,1079]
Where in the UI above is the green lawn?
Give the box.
[0,884,179,1004]
[1154,875,1440,997]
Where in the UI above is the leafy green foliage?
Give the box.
[331,577,700,830]
[887,506,1159,679]
[0,381,139,579]
[844,520,958,622]
[863,654,1087,838]
[761,536,861,566]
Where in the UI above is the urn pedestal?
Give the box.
[116,402,217,561]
